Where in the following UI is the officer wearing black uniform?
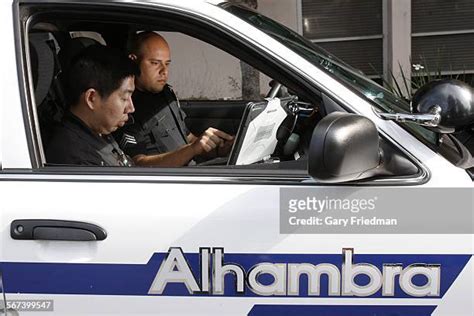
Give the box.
[116,84,190,163]
[45,45,138,167]
[116,31,234,167]
[47,113,132,166]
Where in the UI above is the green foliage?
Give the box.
[371,56,473,101]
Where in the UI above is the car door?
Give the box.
[1,1,472,315]
[0,1,309,314]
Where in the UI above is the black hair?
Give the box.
[65,45,139,106]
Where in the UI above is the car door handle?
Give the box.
[10,220,107,241]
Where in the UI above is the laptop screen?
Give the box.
[228,97,289,165]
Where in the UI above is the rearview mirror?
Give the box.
[308,112,381,183]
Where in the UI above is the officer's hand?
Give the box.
[217,134,235,156]
[191,128,234,156]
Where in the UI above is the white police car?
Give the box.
[0,0,473,315]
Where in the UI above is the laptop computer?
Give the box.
[227,97,290,165]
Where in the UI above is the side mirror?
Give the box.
[308,112,381,183]
[374,79,474,134]
[412,79,474,133]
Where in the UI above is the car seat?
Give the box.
[29,32,103,149]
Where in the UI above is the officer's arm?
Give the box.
[132,128,233,167]
[187,133,197,143]
[132,143,198,167]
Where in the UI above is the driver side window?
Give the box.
[26,7,323,172]
[156,31,274,142]
[154,31,321,168]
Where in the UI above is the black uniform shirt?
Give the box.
[115,86,190,158]
[46,113,133,166]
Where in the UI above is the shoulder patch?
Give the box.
[120,133,138,149]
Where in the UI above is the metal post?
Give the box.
[383,0,412,98]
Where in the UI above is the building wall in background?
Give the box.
[302,0,383,77]
[259,0,299,33]
[165,0,299,100]
[163,0,473,100]
[164,32,243,100]
[412,0,474,74]
[301,0,474,89]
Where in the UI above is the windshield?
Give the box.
[223,4,438,145]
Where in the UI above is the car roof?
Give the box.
[11,0,228,7]
[205,0,227,5]
[142,0,227,7]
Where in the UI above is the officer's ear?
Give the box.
[129,53,138,62]
[84,88,99,111]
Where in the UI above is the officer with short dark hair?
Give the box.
[116,31,234,167]
[46,45,138,166]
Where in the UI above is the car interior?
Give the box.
[22,4,424,182]
[27,13,326,171]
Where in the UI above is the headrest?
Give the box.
[58,37,104,70]
[29,32,56,106]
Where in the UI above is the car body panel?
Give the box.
[0,0,472,315]
[1,0,32,169]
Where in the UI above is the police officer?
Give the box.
[46,45,138,166]
[116,32,234,167]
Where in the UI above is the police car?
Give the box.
[1,0,473,315]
